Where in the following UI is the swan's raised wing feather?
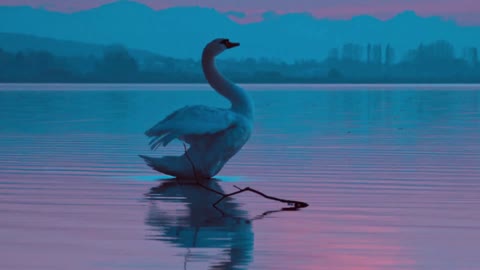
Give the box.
[145,105,236,149]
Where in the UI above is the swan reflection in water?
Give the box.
[145,179,254,269]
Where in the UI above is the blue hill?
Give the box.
[0,1,479,61]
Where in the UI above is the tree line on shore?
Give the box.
[0,40,478,83]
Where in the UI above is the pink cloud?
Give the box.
[0,0,479,25]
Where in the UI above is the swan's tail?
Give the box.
[139,155,196,179]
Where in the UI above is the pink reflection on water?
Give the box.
[1,88,479,269]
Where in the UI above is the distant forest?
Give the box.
[0,40,479,83]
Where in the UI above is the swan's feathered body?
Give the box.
[145,105,239,149]
[140,38,253,179]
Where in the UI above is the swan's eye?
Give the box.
[220,39,229,45]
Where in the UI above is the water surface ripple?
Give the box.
[1,85,479,270]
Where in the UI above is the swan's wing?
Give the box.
[145,105,237,149]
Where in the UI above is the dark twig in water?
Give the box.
[213,186,309,209]
[250,207,301,221]
[182,143,309,210]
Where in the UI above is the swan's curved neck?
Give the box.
[202,51,253,119]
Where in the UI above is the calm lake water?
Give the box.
[1,84,479,270]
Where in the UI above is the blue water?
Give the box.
[0,84,479,270]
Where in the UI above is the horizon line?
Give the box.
[2,83,480,92]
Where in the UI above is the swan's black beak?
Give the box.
[225,40,240,49]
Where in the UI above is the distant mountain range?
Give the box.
[1,1,480,61]
[0,32,168,61]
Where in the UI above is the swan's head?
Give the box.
[203,38,240,57]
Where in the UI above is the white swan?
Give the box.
[140,38,254,179]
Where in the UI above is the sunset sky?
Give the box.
[0,0,479,25]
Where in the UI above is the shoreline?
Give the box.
[1,83,480,91]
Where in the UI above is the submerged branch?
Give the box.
[182,143,309,211]
[213,187,309,209]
